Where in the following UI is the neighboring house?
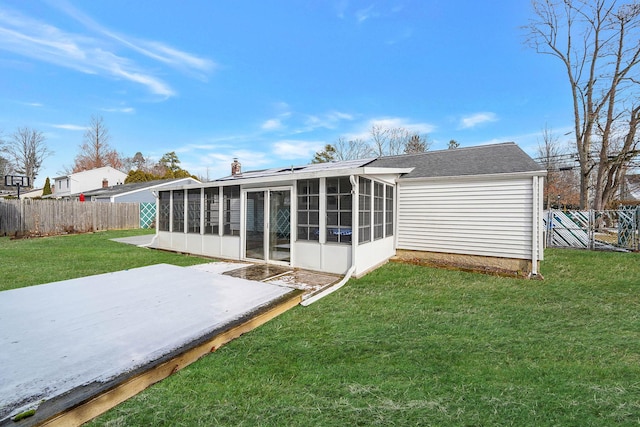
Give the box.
[82,178,201,203]
[52,167,128,199]
[17,187,44,199]
[621,175,640,201]
[0,188,43,199]
[154,143,546,277]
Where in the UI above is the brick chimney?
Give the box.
[102,178,109,188]
[231,158,241,176]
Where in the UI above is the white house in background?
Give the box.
[81,177,201,203]
[53,167,127,199]
[154,143,546,278]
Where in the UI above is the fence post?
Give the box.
[588,210,595,250]
[546,210,553,248]
[636,207,640,251]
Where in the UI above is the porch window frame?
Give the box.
[296,178,320,241]
[326,177,352,244]
[187,188,201,234]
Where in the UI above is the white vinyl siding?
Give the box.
[397,177,533,259]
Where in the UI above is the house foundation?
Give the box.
[393,249,540,278]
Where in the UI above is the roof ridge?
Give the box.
[376,141,516,161]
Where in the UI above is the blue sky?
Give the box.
[1,0,573,187]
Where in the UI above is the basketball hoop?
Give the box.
[4,175,31,199]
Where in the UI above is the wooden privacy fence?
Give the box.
[0,199,141,236]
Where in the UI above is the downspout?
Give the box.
[140,190,159,248]
[301,175,358,306]
[530,176,539,277]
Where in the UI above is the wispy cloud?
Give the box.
[262,119,283,131]
[273,140,324,160]
[102,106,135,114]
[261,108,353,134]
[302,111,354,131]
[460,112,498,129]
[50,0,215,77]
[344,117,436,142]
[51,123,86,131]
[355,5,377,23]
[0,4,214,98]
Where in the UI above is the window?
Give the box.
[172,190,184,232]
[204,187,220,234]
[374,182,384,240]
[223,186,240,236]
[358,178,371,244]
[326,177,352,243]
[158,191,170,231]
[385,185,394,237]
[187,189,201,233]
[297,179,320,241]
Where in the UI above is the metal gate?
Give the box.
[544,208,640,251]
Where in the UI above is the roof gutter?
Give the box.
[301,174,358,306]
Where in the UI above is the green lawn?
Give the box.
[2,232,639,425]
[0,229,212,292]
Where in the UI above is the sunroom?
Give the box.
[154,159,411,276]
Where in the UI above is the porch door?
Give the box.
[244,189,291,263]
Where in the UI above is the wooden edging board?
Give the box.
[20,290,303,427]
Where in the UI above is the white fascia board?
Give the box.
[160,167,411,191]
[361,167,414,176]
[397,170,547,183]
[114,178,201,198]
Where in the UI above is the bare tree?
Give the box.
[333,137,375,160]
[370,125,414,156]
[526,0,640,209]
[73,115,123,172]
[536,125,582,208]
[0,155,14,190]
[2,127,52,187]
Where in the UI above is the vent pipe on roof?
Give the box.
[231,158,241,176]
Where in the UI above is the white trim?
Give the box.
[163,167,411,191]
[397,170,547,183]
[531,176,539,276]
[113,178,200,199]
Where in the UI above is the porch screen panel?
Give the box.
[326,177,352,244]
[158,191,170,231]
[172,190,184,233]
[358,178,371,244]
[204,187,220,234]
[223,186,240,236]
[297,179,319,241]
[373,181,384,240]
[187,189,201,233]
[385,185,394,236]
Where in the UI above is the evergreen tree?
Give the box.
[448,139,460,149]
[311,144,336,163]
[404,134,427,154]
[42,177,52,195]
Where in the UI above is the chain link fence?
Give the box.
[544,208,640,251]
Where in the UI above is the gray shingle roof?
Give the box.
[82,178,199,197]
[368,142,544,179]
